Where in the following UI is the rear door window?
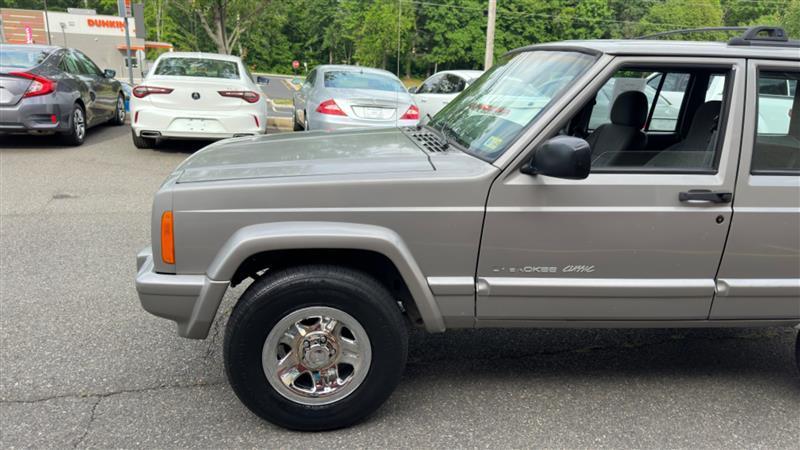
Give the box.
[73,51,103,76]
[437,75,466,94]
[751,70,799,174]
[60,53,83,75]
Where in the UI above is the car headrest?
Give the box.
[687,100,722,138]
[610,91,648,128]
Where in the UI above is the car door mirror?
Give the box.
[256,76,270,85]
[522,136,591,180]
[103,69,116,78]
[407,86,418,94]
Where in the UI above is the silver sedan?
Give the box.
[292,65,419,131]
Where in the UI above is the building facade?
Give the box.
[1,8,172,79]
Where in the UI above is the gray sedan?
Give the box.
[292,65,419,131]
[0,44,125,145]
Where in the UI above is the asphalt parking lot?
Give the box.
[1,124,799,448]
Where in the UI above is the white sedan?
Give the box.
[130,52,267,149]
[410,70,483,120]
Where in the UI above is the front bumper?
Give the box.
[0,97,67,133]
[135,247,228,339]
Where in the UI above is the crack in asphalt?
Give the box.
[0,379,225,405]
[71,397,101,449]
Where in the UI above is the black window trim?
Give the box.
[750,67,800,176]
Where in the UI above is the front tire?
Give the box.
[224,265,408,431]
[131,129,154,149]
[60,103,86,146]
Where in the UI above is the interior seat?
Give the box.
[645,101,722,169]
[586,91,648,164]
[667,101,722,151]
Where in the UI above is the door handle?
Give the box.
[679,189,732,204]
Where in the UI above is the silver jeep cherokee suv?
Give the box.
[136,27,800,430]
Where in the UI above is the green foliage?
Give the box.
[641,0,724,36]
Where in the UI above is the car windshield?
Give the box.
[324,71,405,93]
[1,49,51,69]
[154,57,240,79]
[429,50,597,161]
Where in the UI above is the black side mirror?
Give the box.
[256,76,270,85]
[407,86,418,94]
[523,136,591,180]
[103,69,116,78]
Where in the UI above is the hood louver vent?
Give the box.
[404,127,449,153]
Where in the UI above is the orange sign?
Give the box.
[87,18,125,30]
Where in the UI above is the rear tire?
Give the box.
[110,94,126,125]
[795,331,799,374]
[131,129,154,149]
[293,109,303,131]
[224,265,408,431]
[60,103,86,146]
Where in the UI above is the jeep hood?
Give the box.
[175,128,433,183]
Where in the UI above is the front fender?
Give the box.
[207,221,446,333]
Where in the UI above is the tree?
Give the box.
[721,0,788,26]
[552,0,614,40]
[353,0,413,70]
[640,0,724,36]
[172,0,272,54]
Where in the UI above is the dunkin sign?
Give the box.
[87,18,125,30]
[45,11,137,36]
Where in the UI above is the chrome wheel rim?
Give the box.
[74,109,85,140]
[117,96,125,122]
[262,306,371,406]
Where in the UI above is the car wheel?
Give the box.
[131,129,155,149]
[224,265,408,431]
[796,331,799,374]
[293,109,303,132]
[61,103,86,146]
[111,94,126,125]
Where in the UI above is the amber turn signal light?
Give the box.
[161,210,175,264]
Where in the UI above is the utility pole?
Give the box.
[43,0,52,44]
[484,0,496,70]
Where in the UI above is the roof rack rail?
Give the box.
[636,26,747,40]
[636,25,799,48]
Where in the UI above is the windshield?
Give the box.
[154,57,240,79]
[1,49,51,69]
[429,50,597,161]
[324,70,406,93]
